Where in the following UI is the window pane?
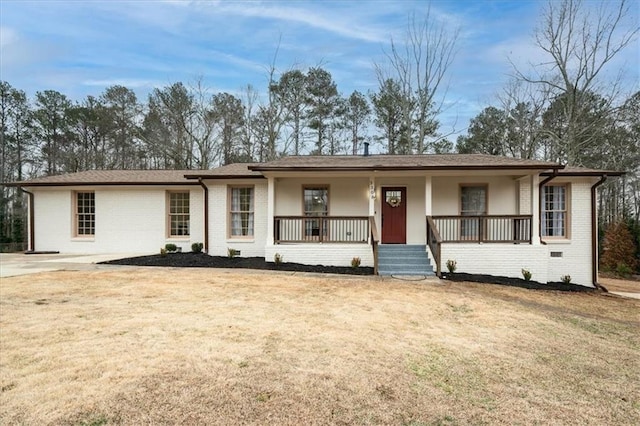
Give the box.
[168,192,190,236]
[542,186,566,237]
[461,186,486,215]
[304,187,328,216]
[76,192,95,236]
[230,187,254,237]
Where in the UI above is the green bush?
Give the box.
[165,243,177,252]
[615,263,633,278]
[227,248,238,258]
[274,253,283,265]
[446,259,457,273]
[521,268,532,281]
[160,248,167,257]
[191,242,204,253]
[561,275,572,284]
[351,256,361,268]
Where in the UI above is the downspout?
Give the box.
[538,169,559,243]
[198,178,209,254]
[591,175,607,290]
[19,187,35,252]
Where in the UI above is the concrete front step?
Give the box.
[377,244,434,276]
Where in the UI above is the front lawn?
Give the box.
[1,269,638,425]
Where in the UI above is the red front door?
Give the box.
[381,187,407,244]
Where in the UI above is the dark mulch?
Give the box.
[441,272,597,292]
[101,253,596,292]
[100,252,374,276]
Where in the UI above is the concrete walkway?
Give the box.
[0,253,140,278]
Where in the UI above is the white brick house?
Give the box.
[9,154,620,287]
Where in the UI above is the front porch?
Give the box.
[263,173,543,275]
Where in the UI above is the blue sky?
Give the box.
[1,0,638,137]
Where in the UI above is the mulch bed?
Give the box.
[100,252,374,276]
[101,253,597,292]
[441,272,597,292]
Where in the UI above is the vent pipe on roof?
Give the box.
[364,141,370,157]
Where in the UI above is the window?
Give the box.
[460,185,487,239]
[230,187,254,237]
[75,192,95,237]
[168,192,190,237]
[542,185,568,238]
[303,186,328,238]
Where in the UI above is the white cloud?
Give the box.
[210,2,389,43]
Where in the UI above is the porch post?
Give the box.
[266,176,275,245]
[531,174,540,245]
[368,177,376,216]
[424,176,432,216]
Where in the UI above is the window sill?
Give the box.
[541,238,571,244]
[226,238,255,243]
[167,237,190,241]
[71,237,95,242]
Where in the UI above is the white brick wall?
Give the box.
[544,179,593,286]
[32,186,204,254]
[205,179,268,258]
[441,244,550,283]
[265,243,374,267]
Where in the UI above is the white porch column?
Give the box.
[266,176,275,245]
[531,174,540,245]
[425,175,432,216]
[368,177,376,216]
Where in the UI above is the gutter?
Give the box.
[19,187,35,252]
[198,178,209,253]
[591,175,608,290]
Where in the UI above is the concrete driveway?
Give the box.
[0,253,140,278]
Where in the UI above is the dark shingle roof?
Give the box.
[249,154,564,171]
[6,163,258,187]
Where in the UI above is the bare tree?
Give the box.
[513,0,639,165]
[374,5,459,153]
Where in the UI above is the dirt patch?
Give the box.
[100,252,374,275]
[1,269,638,425]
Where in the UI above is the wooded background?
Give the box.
[1,0,638,269]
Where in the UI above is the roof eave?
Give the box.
[5,181,201,187]
[250,165,564,172]
[183,174,266,180]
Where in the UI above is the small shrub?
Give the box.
[227,248,238,258]
[615,262,633,278]
[561,274,572,284]
[191,242,204,254]
[351,256,361,268]
[164,243,177,252]
[521,268,532,281]
[160,248,167,257]
[274,253,283,266]
[446,259,457,273]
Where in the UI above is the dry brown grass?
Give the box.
[1,267,639,425]
[600,275,640,293]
